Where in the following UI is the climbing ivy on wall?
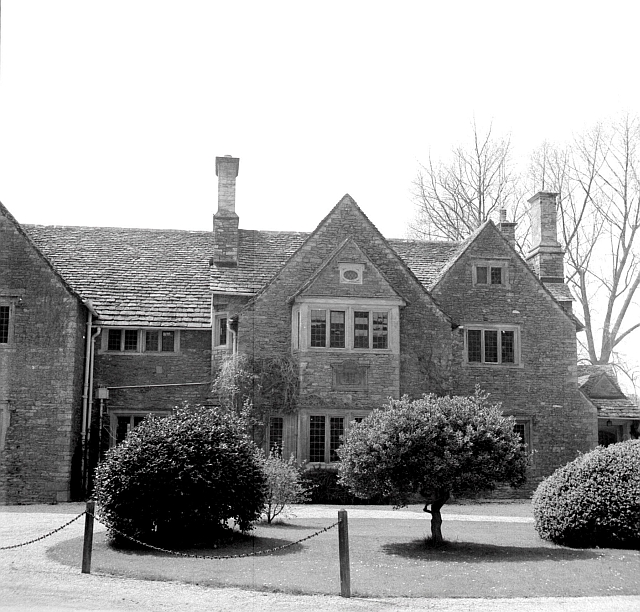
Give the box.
[211,354,299,426]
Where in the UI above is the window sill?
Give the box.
[304,347,393,354]
[99,351,182,357]
[464,362,524,369]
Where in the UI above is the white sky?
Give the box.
[1,1,639,383]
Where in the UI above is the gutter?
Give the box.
[80,300,101,497]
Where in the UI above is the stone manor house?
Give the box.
[2,155,637,504]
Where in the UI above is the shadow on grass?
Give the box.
[107,533,305,558]
[381,539,600,563]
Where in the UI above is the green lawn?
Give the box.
[48,506,640,598]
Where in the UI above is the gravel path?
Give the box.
[1,503,639,612]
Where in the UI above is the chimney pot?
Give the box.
[213,156,240,267]
[497,209,517,248]
[526,191,564,282]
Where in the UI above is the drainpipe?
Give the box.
[80,300,100,497]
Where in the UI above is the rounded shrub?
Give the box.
[533,440,640,548]
[94,407,267,547]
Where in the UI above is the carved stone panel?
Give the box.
[331,359,369,391]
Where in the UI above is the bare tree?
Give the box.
[530,115,640,368]
[408,120,524,242]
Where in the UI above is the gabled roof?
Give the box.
[578,364,640,420]
[0,203,85,307]
[288,237,405,304]
[25,224,213,327]
[20,203,577,330]
[243,194,453,323]
[428,219,582,330]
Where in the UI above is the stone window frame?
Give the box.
[99,328,181,355]
[472,259,510,287]
[0,301,15,346]
[512,417,532,450]
[305,411,370,465]
[213,312,229,349]
[292,297,403,354]
[268,416,284,453]
[463,323,522,367]
[108,410,170,446]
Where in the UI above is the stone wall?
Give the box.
[0,209,86,503]
[432,223,598,494]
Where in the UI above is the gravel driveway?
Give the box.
[1,503,639,612]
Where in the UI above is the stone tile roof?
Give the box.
[23,222,576,330]
[544,282,574,303]
[592,398,640,420]
[387,239,461,289]
[210,229,308,294]
[24,225,213,327]
[577,364,640,419]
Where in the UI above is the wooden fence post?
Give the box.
[82,500,95,574]
[338,509,351,597]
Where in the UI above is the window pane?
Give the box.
[467,329,482,362]
[513,422,526,447]
[161,331,175,352]
[484,330,498,362]
[0,306,9,343]
[108,329,122,351]
[330,311,345,348]
[145,330,159,351]
[354,311,369,348]
[501,330,515,363]
[476,266,488,284]
[217,317,227,346]
[491,267,503,284]
[269,416,284,453]
[124,330,138,351]
[311,310,326,347]
[330,417,344,462]
[309,416,325,462]
[116,416,131,444]
[372,312,388,349]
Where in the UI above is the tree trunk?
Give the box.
[422,489,450,544]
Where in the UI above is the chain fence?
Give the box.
[0,506,340,560]
[0,512,87,550]
[86,508,340,560]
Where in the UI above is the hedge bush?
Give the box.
[301,468,389,505]
[533,440,640,548]
[94,407,267,547]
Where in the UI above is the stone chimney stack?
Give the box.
[498,209,517,249]
[526,192,564,282]
[213,155,240,267]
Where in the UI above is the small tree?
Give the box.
[338,390,527,543]
[259,449,310,523]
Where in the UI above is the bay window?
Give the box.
[294,298,401,352]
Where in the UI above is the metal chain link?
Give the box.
[89,509,340,560]
[0,512,86,550]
